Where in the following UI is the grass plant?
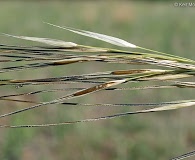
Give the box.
[0,23,194,159]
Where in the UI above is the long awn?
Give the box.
[0,23,194,159]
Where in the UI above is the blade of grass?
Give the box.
[0,100,194,128]
[0,79,126,119]
[170,150,195,160]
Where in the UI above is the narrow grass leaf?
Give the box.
[170,150,195,160]
[0,79,126,119]
[0,100,194,128]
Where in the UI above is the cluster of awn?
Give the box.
[0,23,194,159]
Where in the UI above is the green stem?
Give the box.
[138,46,195,64]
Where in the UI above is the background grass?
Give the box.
[0,1,195,160]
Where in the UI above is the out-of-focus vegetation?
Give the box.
[0,1,195,160]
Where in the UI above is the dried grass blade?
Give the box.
[0,98,186,107]
[170,150,195,160]
[0,79,126,119]
[0,57,94,74]
[0,100,194,128]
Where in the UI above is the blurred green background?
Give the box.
[0,1,195,160]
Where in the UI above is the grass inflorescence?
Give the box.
[0,23,194,159]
